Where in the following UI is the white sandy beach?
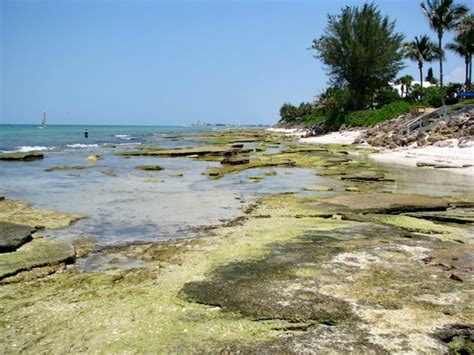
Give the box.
[285,128,474,177]
[300,130,363,145]
[370,144,474,176]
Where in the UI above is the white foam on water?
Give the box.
[17,146,55,152]
[66,144,100,149]
[115,134,134,140]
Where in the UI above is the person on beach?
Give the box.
[84,129,89,138]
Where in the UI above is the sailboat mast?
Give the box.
[43,112,47,127]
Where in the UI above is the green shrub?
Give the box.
[298,110,328,125]
[343,101,411,127]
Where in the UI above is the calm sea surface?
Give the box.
[1,124,473,270]
[0,125,334,257]
[0,124,218,152]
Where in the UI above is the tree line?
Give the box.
[279,0,473,125]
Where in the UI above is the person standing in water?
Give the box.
[84,129,89,138]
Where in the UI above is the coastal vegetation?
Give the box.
[279,1,473,129]
[311,3,405,111]
[421,0,469,105]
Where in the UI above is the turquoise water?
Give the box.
[0,125,337,252]
[0,124,216,152]
[2,124,472,271]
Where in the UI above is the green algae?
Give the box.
[0,151,44,161]
[135,165,164,171]
[72,236,98,258]
[366,214,472,243]
[100,170,117,177]
[45,165,100,172]
[0,235,75,280]
[1,131,473,353]
[303,186,334,192]
[0,199,83,230]
[170,172,184,177]
[144,178,164,183]
[205,158,296,179]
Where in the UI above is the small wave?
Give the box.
[17,146,55,152]
[66,144,99,149]
[115,134,134,140]
[118,142,142,146]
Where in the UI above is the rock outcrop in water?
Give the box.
[0,129,472,353]
[0,151,44,161]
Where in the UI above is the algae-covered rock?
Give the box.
[326,193,449,213]
[433,324,474,354]
[304,186,334,192]
[0,151,44,161]
[0,221,35,253]
[340,171,387,181]
[135,165,164,171]
[45,165,96,172]
[0,236,75,280]
[0,199,83,230]
[220,157,250,165]
[120,144,251,158]
[100,170,117,177]
[72,236,98,258]
[85,155,100,163]
[404,208,474,224]
[264,169,277,176]
[345,187,360,192]
[144,178,164,183]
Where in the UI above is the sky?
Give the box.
[0,0,471,126]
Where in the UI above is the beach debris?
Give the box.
[0,151,44,161]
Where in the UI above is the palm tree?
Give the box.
[454,14,474,88]
[404,35,438,95]
[446,32,473,87]
[420,0,469,105]
[395,75,415,97]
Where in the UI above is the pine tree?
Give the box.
[312,3,404,110]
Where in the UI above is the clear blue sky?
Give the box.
[1,0,470,125]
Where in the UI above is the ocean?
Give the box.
[0,124,332,270]
[0,124,218,153]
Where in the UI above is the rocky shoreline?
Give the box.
[0,129,473,353]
